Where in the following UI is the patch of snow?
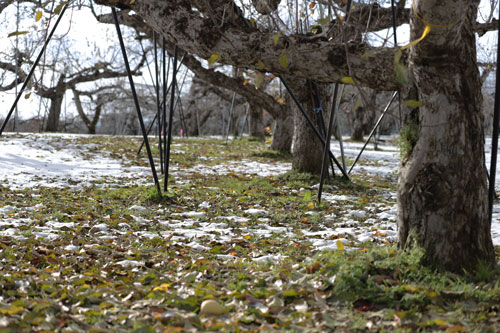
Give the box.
[244,208,269,216]
[116,260,144,267]
[129,205,147,211]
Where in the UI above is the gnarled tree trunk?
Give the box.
[397,0,495,271]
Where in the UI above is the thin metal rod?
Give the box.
[154,32,163,174]
[336,85,347,172]
[318,83,339,204]
[488,7,500,224]
[391,0,402,128]
[136,55,186,155]
[137,112,158,155]
[311,81,336,177]
[1,4,68,135]
[164,45,178,191]
[348,91,397,175]
[225,92,237,144]
[279,76,350,180]
[112,8,161,196]
[162,38,169,177]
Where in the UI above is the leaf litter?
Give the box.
[0,133,499,331]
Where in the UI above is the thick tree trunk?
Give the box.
[290,79,324,174]
[271,113,293,152]
[248,105,265,139]
[398,0,495,271]
[45,95,64,132]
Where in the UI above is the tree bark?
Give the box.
[45,75,66,132]
[271,112,293,152]
[248,104,265,139]
[289,78,324,174]
[397,0,495,271]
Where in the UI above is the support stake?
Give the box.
[279,76,350,180]
[318,83,339,204]
[348,91,397,175]
[164,46,178,191]
[112,8,161,197]
[488,7,500,224]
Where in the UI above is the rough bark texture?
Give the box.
[397,0,495,271]
[290,79,324,174]
[271,113,293,152]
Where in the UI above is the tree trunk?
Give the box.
[45,95,64,132]
[248,104,265,139]
[290,79,324,174]
[350,106,365,141]
[398,0,495,271]
[271,112,293,152]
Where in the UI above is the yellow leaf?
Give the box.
[129,0,135,3]
[341,77,354,85]
[361,53,375,58]
[336,240,345,251]
[306,202,315,210]
[434,319,448,326]
[250,18,256,27]
[35,10,42,22]
[276,98,286,105]
[254,72,264,89]
[7,31,29,37]
[243,235,252,240]
[273,31,281,46]
[0,305,24,315]
[243,78,250,86]
[279,53,289,69]
[401,25,431,50]
[257,60,265,70]
[24,92,31,99]
[403,100,424,109]
[207,53,220,65]
[402,285,419,293]
[153,283,171,292]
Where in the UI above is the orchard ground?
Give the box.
[0,133,499,332]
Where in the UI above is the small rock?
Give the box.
[200,299,226,315]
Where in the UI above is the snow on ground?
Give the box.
[0,132,499,250]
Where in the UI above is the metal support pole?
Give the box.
[279,76,350,180]
[336,85,347,172]
[391,0,402,128]
[112,8,161,196]
[488,8,500,224]
[162,38,170,177]
[0,4,68,135]
[137,55,186,155]
[318,83,339,204]
[348,91,397,175]
[154,32,163,174]
[164,46,178,191]
[311,81,336,178]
